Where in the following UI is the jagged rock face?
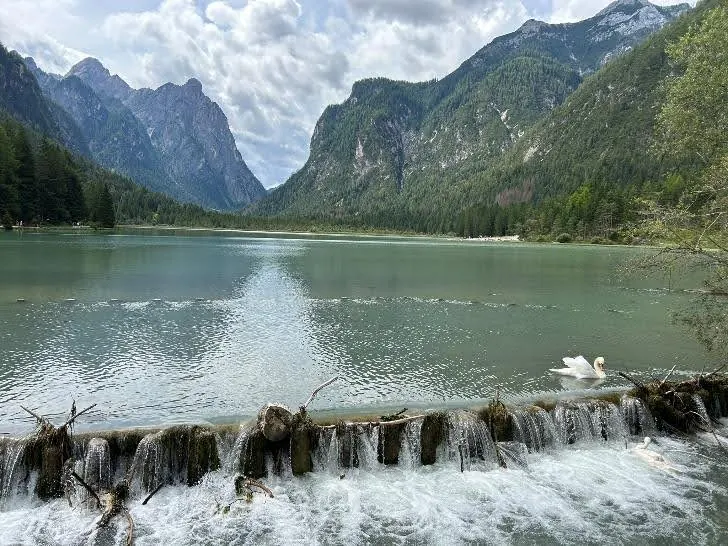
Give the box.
[124,78,265,210]
[255,0,689,220]
[67,57,133,103]
[0,46,88,156]
[31,71,185,199]
[23,56,265,210]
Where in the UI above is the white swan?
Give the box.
[550,355,606,379]
[631,437,676,473]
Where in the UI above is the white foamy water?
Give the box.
[1,435,726,545]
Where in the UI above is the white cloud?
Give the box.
[0,0,696,187]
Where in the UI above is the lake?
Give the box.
[0,229,711,433]
[2,229,727,546]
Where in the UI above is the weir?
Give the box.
[1,376,727,506]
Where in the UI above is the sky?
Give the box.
[0,0,691,188]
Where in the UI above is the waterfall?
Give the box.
[222,425,248,473]
[398,419,423,470]
[509,407,558,452]
[0,438,28,501]
[82,438,112,492]
[446,411,498,471]
[313,427,339,473]
[553,401,627,445]
[356,424,380,470]
[128,428,193,493]
[621,395,655,436]
[129,432,172,493]
[692,395,711,430]
[1,390,716,507]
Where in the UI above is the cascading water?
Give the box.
[621,395,655,436]
[128,429,191,493]
[355,424,380,470]
[446,410,499,470]
[553,400,627,445]
[1,398,728,544]
[692,394,712,430]
[0,438,28,501]
[81,437,112,492]
[509,406,558,452]
[398,419,423,470]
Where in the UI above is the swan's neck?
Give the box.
[594,368,606,379]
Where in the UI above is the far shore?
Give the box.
[4,224,671,248]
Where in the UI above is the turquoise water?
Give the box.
[0,230,711,433]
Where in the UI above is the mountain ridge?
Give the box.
[22,55,266,210]
[251,0,690,225]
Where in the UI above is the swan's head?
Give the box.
[594,357,606,373]
[640,436,652,449]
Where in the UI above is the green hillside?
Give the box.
[252,1,692,234]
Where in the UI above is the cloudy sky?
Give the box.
[0,0,689,187]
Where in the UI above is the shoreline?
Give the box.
[3,224,671,249]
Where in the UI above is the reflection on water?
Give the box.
[0,232,715,434]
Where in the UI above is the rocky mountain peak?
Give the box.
[588,0,690,52]
[67,57,110,81]
[67,57,132,101]
[518,19,550,34]
[597,0,649,16]
[20,54,265,210]
[22,55,39,72]
[184,78,203,93]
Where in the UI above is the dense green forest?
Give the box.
[0,115,103,227]
[450,0,718,241]
[0,114,407,233]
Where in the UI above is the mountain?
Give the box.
[0,47,88,156]
[458,0,715,221]
[252,0,689,227]
[121,77,265,210]
[24,56,266,210]
[26,63,185,200]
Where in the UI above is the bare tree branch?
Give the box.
[71,472,101,508]
[141,484,164,506]
[659,365,678,389]
[302,376,339,411]
[63,403,97,429]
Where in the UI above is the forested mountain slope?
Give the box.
[252,0,689,231]
[454,0,718,239]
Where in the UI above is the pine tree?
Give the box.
[93,183,115,228]
[65,170,86,223]
[0,123,20,220]
[13,127,37,223]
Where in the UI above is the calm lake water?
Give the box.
[0,230,711,433]
[2,229,728,546]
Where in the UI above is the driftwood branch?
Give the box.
[618,371,645,389]
[123,508,134,546]
[141,483,164,506]
[317,414,426,429]
[380,408,407,422]
[659,365,678,389]
[20,405,50,425]
[243,478,274,498]
[302,376,339,411]
[71,472,101,508]
[63,403,97,429]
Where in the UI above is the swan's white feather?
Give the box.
[549,355,601,378]
[562,356,593,373]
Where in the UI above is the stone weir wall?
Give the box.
[2,376,728,503]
